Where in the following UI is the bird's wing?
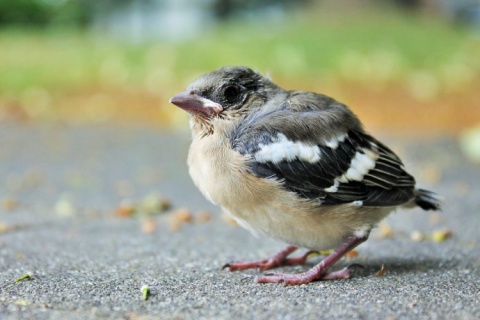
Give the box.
[230,95,415,207]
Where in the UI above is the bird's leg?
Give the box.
[255,234,368,285]
[223,245,318,271]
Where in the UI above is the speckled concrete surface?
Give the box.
[0,123,478,320]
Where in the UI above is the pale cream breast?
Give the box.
[187,126,393,250]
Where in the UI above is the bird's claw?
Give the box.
[221,263,229,270]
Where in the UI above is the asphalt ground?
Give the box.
[0,123,478,320]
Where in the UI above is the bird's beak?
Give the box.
[169,91,223,117]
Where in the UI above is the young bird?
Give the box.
[169,66,441,285]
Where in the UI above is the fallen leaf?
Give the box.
[345,249,359,259]
[14,272,33,283]
[376,264,386,277]
[141,285,150,301]
[431,230,453,242]
[116,199,136,218]
[171,208,193,223]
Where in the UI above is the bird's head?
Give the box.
[170,66,281,135]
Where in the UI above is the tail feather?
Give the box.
[415,188,442,211]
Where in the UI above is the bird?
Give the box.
[169,66,441,285]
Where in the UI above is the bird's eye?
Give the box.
[223,85,239,101]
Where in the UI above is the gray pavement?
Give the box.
[0,122,478,320]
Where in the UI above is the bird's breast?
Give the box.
[186,131,391,250]
[187,132,263,207]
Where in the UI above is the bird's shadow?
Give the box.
[294,255,462,278]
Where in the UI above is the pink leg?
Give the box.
[223,245,318,271]
[255,234,368,285]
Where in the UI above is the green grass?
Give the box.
[0,8,478,98]
[0,12,480,93]
[173,10,479,86]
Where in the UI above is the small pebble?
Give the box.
[410,230,425,242]
[378,222,394,238]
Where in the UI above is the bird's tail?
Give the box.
[414,188,442,211]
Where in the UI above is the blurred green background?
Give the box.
[0,0,479,134]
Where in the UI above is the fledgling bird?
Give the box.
[169,66,441,285]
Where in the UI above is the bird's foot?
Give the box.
[321,264,365,280]
[255,268,323,285]
[255,264,361,285]
[253,235,369,285]
[223,246,319,271]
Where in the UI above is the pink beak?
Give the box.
[169,91,223,117]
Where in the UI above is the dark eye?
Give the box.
[223,85,239,101]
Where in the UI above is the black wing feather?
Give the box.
[230,91,416,207]
[232,127,416,207]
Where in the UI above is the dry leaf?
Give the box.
[116,199,136,218]
[345,249,359,259]
[14,272,34,283]
[376,264,386,277]
[172,208,193,223]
